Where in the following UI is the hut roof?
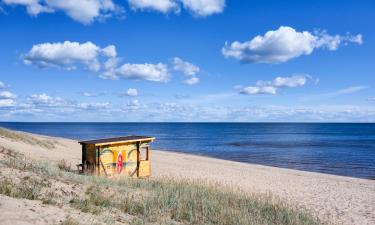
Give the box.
[79,135,155,146]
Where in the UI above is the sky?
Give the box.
[0,0,375,122]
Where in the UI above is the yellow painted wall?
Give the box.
[96,142,151,178]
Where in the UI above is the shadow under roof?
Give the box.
[79,135,155,145]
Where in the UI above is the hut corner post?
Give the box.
[136,141,140,177]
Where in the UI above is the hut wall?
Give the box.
[83,144,96,174]
[98,142,138,177]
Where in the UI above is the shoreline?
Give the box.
[1,128,375,224]
[1,125,373,181]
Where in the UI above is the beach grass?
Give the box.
[0,127,55,149]
[0,147,323,225]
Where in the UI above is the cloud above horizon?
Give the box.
[239,75,310,95]
[222,26,363,64]
[0,81,16,108]
[2,0,121,24]
[172,57,200,85]
[128,0,179,13]
[2,92,375,122]
[127,0,225,17]
[23,41,112,71]
[23,41,204,84]
[125,88,138,97]
[1,0,225,24]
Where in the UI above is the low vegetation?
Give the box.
[0,146,324,225]
[0,127,55,149]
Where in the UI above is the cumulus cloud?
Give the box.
[0,91,17,99]
[75,102,111,110]
[23,41,175,83]
[25,93,111,111]
[173,57,200,85]
[2,0,121,24]
[125,88,138,97]
[222,26,363,64]
[173,57,199,76]
[239,75,310,95]
[128,0,179,13]
[127,0,225,16]
[80,91,106,97]
[240,86,277,95]
[27,93,68,107]
[183,76,199,85]
[2,0,52,15]
[0,89,16,107]
[23,41,113,71]
[181,0,225,17]
[113,63,170,82]
[0,99,15,107]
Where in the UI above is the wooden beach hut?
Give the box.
[78,136,155,178]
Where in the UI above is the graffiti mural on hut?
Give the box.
[78,136,154,178]
[100,144,140,176]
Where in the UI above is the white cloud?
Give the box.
[183,76,199,85]
[367,97,375,102]
[27,93,67,107]
[23,41,118,72]
[114,63,170,82]
[240,86,277,95]
[181,0,225,17]
[3,0,52,15]
[101,45,117,58]
[127,0,225,16]
[0,99,15,107]
[2,0,121,24]
[222,26,363,64]
[24,41,174,83]
[75,102,111,110]
[239,75,310,95]
[128,0,179,13]
[126,88,138,97]
[257,75,308,88]
[173,57,200,85]
[172,57,199,76]
[0,91,17,99]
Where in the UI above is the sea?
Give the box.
[0,122,374,180]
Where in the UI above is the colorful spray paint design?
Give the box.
[100,147,138,176]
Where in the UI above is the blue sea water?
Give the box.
[0,122,374,180]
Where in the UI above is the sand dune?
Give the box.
[0,129,374,225]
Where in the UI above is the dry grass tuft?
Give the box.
[58,159,72,172]
[0,127,55,149]
[0,177,45,200]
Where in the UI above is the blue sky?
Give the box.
[0,0,374,122]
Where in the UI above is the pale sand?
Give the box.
[0,130,374,225]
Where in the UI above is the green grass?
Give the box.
[0,127,55,149]
[0,148,324,225]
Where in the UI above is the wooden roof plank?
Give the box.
[78,135,155,145]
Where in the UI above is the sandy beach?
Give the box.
[1,129,374,225]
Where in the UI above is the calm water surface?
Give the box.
[1,122,374,179]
